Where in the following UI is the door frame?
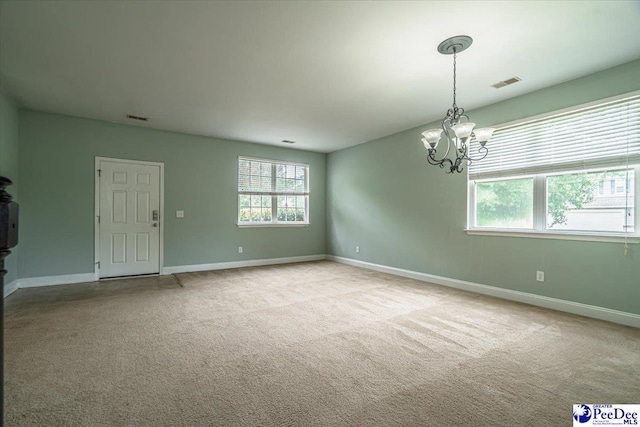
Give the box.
[94,156,165,280]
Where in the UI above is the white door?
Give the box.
[98,160,161,278]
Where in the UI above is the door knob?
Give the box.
[152,223,158,227]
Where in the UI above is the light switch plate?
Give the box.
[176,210,184,218]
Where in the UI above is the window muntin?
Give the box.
[468,92,640,238]
[238,157,309,225]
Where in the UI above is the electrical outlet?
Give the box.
[356,246,360,253]
[536,271,545,282]
[238,246,243,254]
[176,210,184,218]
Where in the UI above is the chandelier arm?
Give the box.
[454,156,464,173]
[426,151,453,170]
[465,145,489,162]
[457,139,467,155]
[440,121,453,160]
[425,152,440,166]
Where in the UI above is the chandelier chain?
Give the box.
[452,49,457,109]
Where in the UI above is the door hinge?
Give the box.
[97,215,100,223]
[97,169,102,177]
[96,261,100,268]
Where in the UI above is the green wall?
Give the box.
[0,90,19,286]
[327,59,640,315]
[18,112,326,278]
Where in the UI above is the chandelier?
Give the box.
[421,35,495,174]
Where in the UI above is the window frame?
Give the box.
[237,156,310,227]
[467,165,640,243]
[466,91,640,244]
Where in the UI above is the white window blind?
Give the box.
[469,95,640,180]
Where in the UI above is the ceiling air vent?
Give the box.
[491,77,521,89]
[281,139,296,144]
[126,114,148,122]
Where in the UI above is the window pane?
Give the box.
[238,194,273,223]
[250,161,260,175]
[238,174,249,191]
[239,160,273,193]
[276,177,295,193]
[277,195,307,222]
[261,176,271,192]
[250,208,262,222]
[275,165,307,194]
[239,160,250,175]
[476,178,534,228]
[250,175,260,191]
[547,169,634,232]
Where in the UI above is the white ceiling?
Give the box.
[1,1,640,153]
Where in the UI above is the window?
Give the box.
[468,92,640,240]
[238,157,309,226]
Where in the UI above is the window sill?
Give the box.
[465,228,640,244]
[237,223,310,228]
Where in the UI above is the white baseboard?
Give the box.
[3,256,327,296]
[18,273,97,289]
[327,255,640,328]
[162,254,327,275]
[4,279,19,298]
[8,255,637,328]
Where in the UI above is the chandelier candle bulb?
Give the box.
[452,122,475,139]
[473,128,496,145]
[422,129,443,149]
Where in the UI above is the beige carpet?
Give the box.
[4,261,640,426]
